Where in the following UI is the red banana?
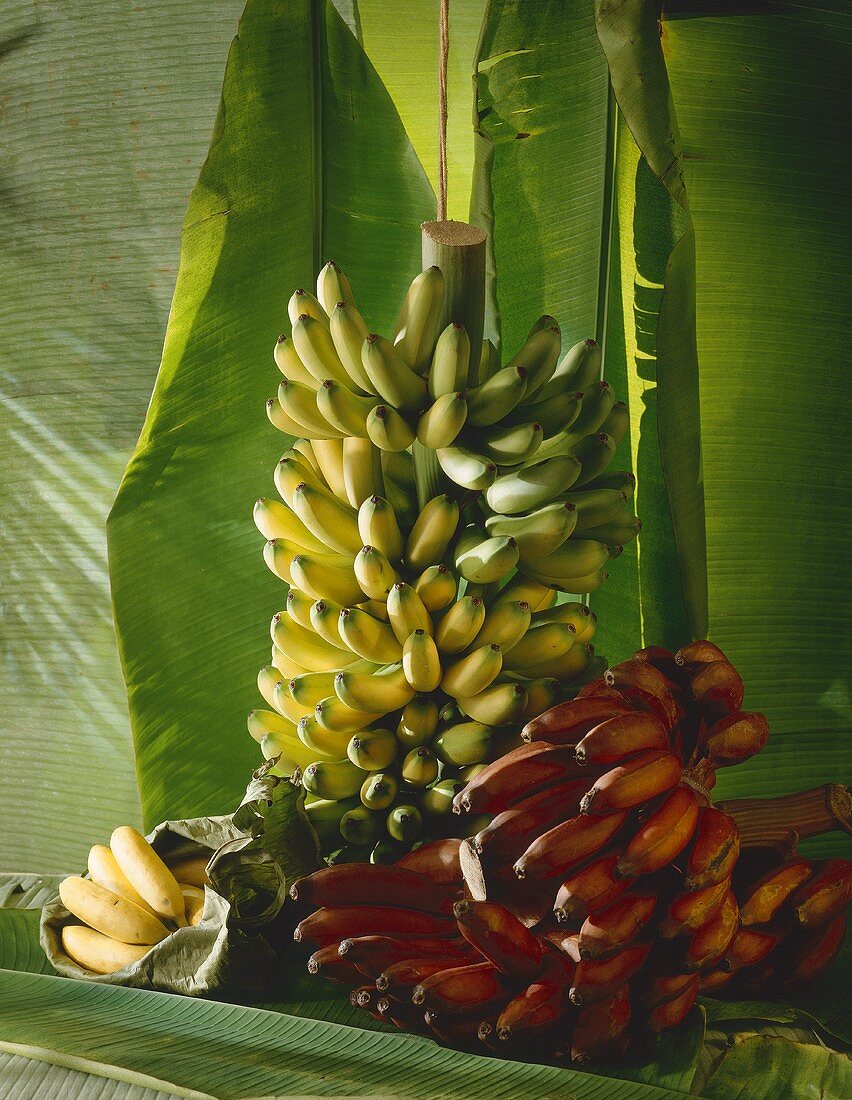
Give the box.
[684,890,739,971]
[641,970,699,1009]
[659,876,731,937]
[723,927,782,972]
[688,659,744,717]
[290,863,453,915]
[472,779,588,865]
[675,640,727,668]
[495,959,569,1041]
[604,660,679,727]
[553,853,630,922]
[578,892,657,960]
[579,751,682,815]
[376,955,472,997]
[337,935,467,978]
[397,838,463,884]
[566,984,631,1062]
[739,860,812,926]
[306,944,361,984]
[786,913,847,985]
[514,811,628,880]
[574,712,669,766]
[569,942,650,1005]
[453,899,543,982]
[295,906,454,947]
[616,784,700,877]
[454,742,589,815]
[791,859,852,927]
[648,974,699,1032]
[521,696,632,745]
[703,711,769,765]
[684,806,740,892]
[412,961,507,1013]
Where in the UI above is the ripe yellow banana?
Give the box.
[441,644,503,698]
[486,454,582,515]
[329,302,376,394]
[180,884,206,928]
[290,439,325,478]
[288,288,328,329]
[247,706,298,742]
[315,259,354,316]
[257,663,286,711]
[253,497,327,552]
[260,727,319,770]
[297,714,352,758]
[261,538,296,583]
[314,695,383,734]
[521,677,562,719]
[87,846,157,916]
[397,696,439,748]
[292,313,355,390]
[347,728,398,771]
[270,681,314,724]
[366,403,417,451]
[273,334,318,388]
[273,452,326,506]
[387,582,433,642]
[61,925,152,974]
[291,481,362,555]
[308,599,349,650]
[393,266,445,374]
[454,528,519,584]
[456,682,528,726]
[405,494,460,572]
[335,662,415,713]
[402,630,442,691]
[433,721,496,766]
[358,495,404,561]
[341,437,384,509]
[338,606,403,662]
[436,445,497,491]
[362,334,429,411]
[271,612,348,671]
[417,391,468,449]
[309,439,348,499]
[492,575,555,611]
[288,669,340,707]
[414,564,457,612]
[434,594,486,654]
[504,622,576,670]
[485,501,577,557]
[354,544,400,600]
[278,378,343,438]
[110,826,187,927]
[535,641,595,680]
[270,645,309,678]
[429,323,470,397]
[473,599,532,651]
[316,379,378,437]
[303,758,367,800]
[289,551,365,605]
[266,395,315,437]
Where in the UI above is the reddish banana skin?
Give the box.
[791,859,852,926]
[739,861,812,926]
[376,955,472,996]
[684,891,739,971]
[787,913,846,984]
[495,959,569,1040]
[684,806,741,892]
[307,944,362,984]
[337,935,469,979]
[647,974,699,1032]
[453,899,542,982]
[579,751,683,815]
[455,742,590,815]
[295,906,455,947]
[569,943,650,1005]
[472,779,588,864]
[578,892,657,959]
[660,876,731,937]
[567,984,631,1062]
[514,811,628,880]
[703,711,769,765]
[675,640,727,668]
[604,660,679,727]
[397,839,463,884]
[574,712,669,766]
[723,927,781,972]
[521,696,632,744]
[412,961,506,1013]
[554,853,631,922]
[616,783,700,877]
[688,660,744,717]
[290,864,454,915]
[641,970,699,1009]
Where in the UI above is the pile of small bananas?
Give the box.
[251,260,639,859]
[292,641,851,1062]
[56,827,210,975]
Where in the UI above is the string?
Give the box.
[437,0,449,221]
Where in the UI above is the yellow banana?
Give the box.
[485,453,582,515]
[485,501,577,557]
[478,338,501,383]
[414,564,457,612]
[290,551,364,605]
[314,695,383,734]
[402,629,442,691]
[393,265,445,374]
[466,365,528,426]
[366,403,416,451]
[297,714,352,758]
[308,438,347,499]
[405,494,460,572]
[441,644,503,698]
[454,528,520,584]
[347,728,398,771]
[360,771,399,810]
[429,323,470,397]
[526,565,609,593]
[291,481,362,555]
[288,670,340,707]
[416,391,468,449]
[492,574,554,612]
[316,380,378,437]
[110,827,186,926]
[436,445,497,491]
[302,758,367,800]
[535,642,594,681]
[472,599,531,652]
[433,722,496,767]
[285,588,315,629]
[522,677,562,719]
[456,682,528,726]
[387,582,433,642]
[434,594,486,654]
[342,437,384,509]
[292,312,356,390]
[273,452,326,507]
[260,728,318,770]
[87,846,156,916]
[262,538,292,583]
[288,287,328,328]
[338,606,403,662]
[503,622,576,670]
[247,707,298,743]
[273,333,318,388]
[362,333,429,411]
[291,439,325,479]
[335,662,415,713]
[478,421,543,465]
[532,599,592,632]
[278,377,343,438]
[397,696,439,748]
[309,599,349,650]
[253,497,327,552]
[266,396,315,438]
[181,884,206,928]
[358,495,404,562]
[271,645,310,678]
[271,612,348,671]
[329,301,376,394]
[271,681,314,724]
[315,259,354,316]
[521,538,612,578]
[354,544,400,600]
[505,322,561,397]
[61,925,151,975]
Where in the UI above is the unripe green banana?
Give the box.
[278,379,342,438]
[572,432,617,486]
[532,599,590,630]
[315,260,354,316]
[308,599,348,650]
[505,322,561,398]
[289,551,365,605]
[414,564,457,612]
[600,400,629,445]
[472,599,531,652]
[292,481,362,555]
[582,469,635,497]
[329,302,376,394]
[340,805,385,846]
[387,582,433,642]
[387,805,423,844]
[335,662,414,713]
[288,288,328,328]
[273,334,318,389]
[434,594,486,654]
[441,643,503,698]
[486,501,578,557]
[397,696,439,748]
[354,545,399,600]
[254,498,327,552]
[347,728,397,771]
[305,796,359,845]
[370,840,407,864]
[401,746,439,788]
[564,487,628,532]
[561,380,616,442]
[503,621,576,670]
[580,513,641,546]
[338,606,402,663]
[362,334,429,411]
[247,707,296,743]
[360,771,399,810]
[478,421,544,465]
[405,494,460,572]
[536,338,602,402]
[522,677,562,719]
[429,323,470,397]
[478,339,501,384]
[485,454,582,515]
[521,537,612,578]
[297,714,352,757]
[315,380,378,437]
[393,266,445,374]
[456,682,528,726]
[420,778,464,817]
[402,630,442,692]
[433,722,495,766]
[266,396,313,437]
[417,392,467,449]
[303,758,367,800]
[454,528,519,584]
[435,446,497,491]
[270,612,344,671]
[366,404,417,451]
[314,695,382,734]
[504,388,582,436]
[357,495,404,563]
[465,365,528,426]
[439,700,463,726]
[527,565,609,594]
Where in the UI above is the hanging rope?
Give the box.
[437,0,450,221]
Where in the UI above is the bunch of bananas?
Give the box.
[293,640,851,1062]
[251,260,639,859]
[56,827,210,975]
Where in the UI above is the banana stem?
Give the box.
[716,784,852,851]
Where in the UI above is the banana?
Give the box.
[354,544,399,600]
[292,312,356,390]
[297,714,352,758]
[397,696,439,748]
[433,722,495,767]
[278,378,343,438]
[579,750,682,814]
[338,606,402,663]
[360,771,399,810]
[393,266,445,374]
[314,694,382,734]
[578,892,656,960]
[340,806,386,846]
[479,421,543,465]
[553,855,628,923]
[308,599,348,649]
[492,574,554,611]
[402,630,442,691]
[316,259,354,315]
[580,514,641,547]
[684,807,741,892]
[271,612,347,672]
[486,502,578,557]
[290,439,325,477]
[600,401,629,445]
[250,695,296,738]
[288,670,339,707]
[291,481,362,555]
[572,432,617,486]
[505,388,583,436]
[531,599,592,632]
[266,396,315,437]
[303,758,367,800]
[261,727,319,770]
[520,537,612,577]
[273,451,326,505]
[362,334,429,411]
[537,338,602,402]
[456,682,528,727]
[792,859,852,927]
[347,728,397,771]
[417,391,467,449]
[387,582,433,642]
[514,812,628,882]
[454,528,519,583]
[271,682,314,724]
[505,323,561,398]
[61,925,152,975]
[109,827,187,927]
[616,784,700,877]
[562,381,616,442]
[316,379,378,437]
[271,645,310,678]
[465,365,528,426]
[434,594,486,654]
[387,805,424,844]
[365,403,416,451]
[567,488,629,532]
[357,495,404,562]
[724,927,780,972]
[180,884,206,928]
[478,339,501,383]
[414,564,457,612]
[420,776,464,816]
[740,861,812,926]
[405,494,460,571]
[429,323,470,397]
[288,287,328,328]
[87,846,157,916]
[473,599,531,652]
[583,469,635,497]
[290,551,365,605]
[412,960,505,1013]
[335,662,415,713]
[535,642,595,681]
[253,498,327,553]
[454,898,542,981]
[684,891,739,971]
[329,302,376,394]
[309,438,348,499]
[304,795,360,845]
[341,437,384,509]
[503,622,576,670]
[435,445,497,491]
[703,711,769,765]
[441,644,503,698]
[401,746,440,788]
[273,333,319,388]
[567,985,631,1062]
[574,712,668,766]
[522,677,562,719]
[659,879,731,938]
[261,538,295,583]
[486,454,582,515]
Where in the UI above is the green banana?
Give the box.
[491,574,555,611]
[397,696,439,748]
[520,537,612,578]
[357,495,404,562]
[478,339,501,383]
[420,778,464,818]
[362,334,429,411]
[535,641,594,681]
[526,564,610,594]
[291,481,362,555]
[360,771,399,810]
[536,338,602,402]
[505,322,561,398]
[273,334,318,389]
[522,677,562,719]
[532,599,590,630]
[465,365,528,426]
[485,454,582,515]
[565,488,629,531]
[504,389,583,436]
[454,528,519,584]
[393,266,445,374]
[340,805,386,846]
[354,544,400,600]
[414,564,457,612]
[433,722,495,766]
[335,662,415,713]
[581,514,642,547]
[289,551,365,605]
[600,400,629,445]
[305,796,360,845]
[387,582,433,642]
[472,599,532,652]
[429,323,470,397]
[503,621,576,670]
[401,746,440,788]
[366,404,417,451]
[434,594,486,654]
[329,302,376,394]
[485,501,578,556]
[347,728,397,771]
[402,630,442,692]
[441,643,503,698]
[478,421,544,465]
[302,758,367,800]
[456,682,528,726]
[338,606,402,663]
[405,494,460,571]
[417,391,468,449]
[387,805,423,844]
[288,287,328,328]
[572,432,617,486]
[561,380,616,442]
[435,446,497,491]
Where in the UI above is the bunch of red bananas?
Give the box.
[293,640,851,1062]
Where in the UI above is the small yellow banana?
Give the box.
[472,599,532,651]
[314,695,383,734]
[456,682,528,726]
[416,391,468,449]
[329,302,376,394]
[292,313,356,390]
[288,287,328,329]
[413,564,457,612]
[435,445,497,491]
[273,334,318,389]
[302,758,367,800]
[291,481,362,555]
[434,594,486,654]
[404,494,460,572]
[402,630,442,691]
[61,925,151,974]
[366,403,416,451]
[308,599,349,650]
[253,497,327,552]
[386,582,433,642]
[297,714,352,758]
[347,728,398,771]
[441,643,503,698]
[358,495,404,562]
[393,266,445,374]
[315,260,354,316]
[503,621,576,671]
[354,545,399,600]
[362,334,429,411]
[270,612,349,672]
[87,846,157,916]
[342,437,384,509]
[288,669,340,707]
[285,588,315,629]
[289,551,365,606]
[454,527,519,584]
[335,662,415,713]
[110,826,186,927]
[278,378,343,438]
[338,606,403,662]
